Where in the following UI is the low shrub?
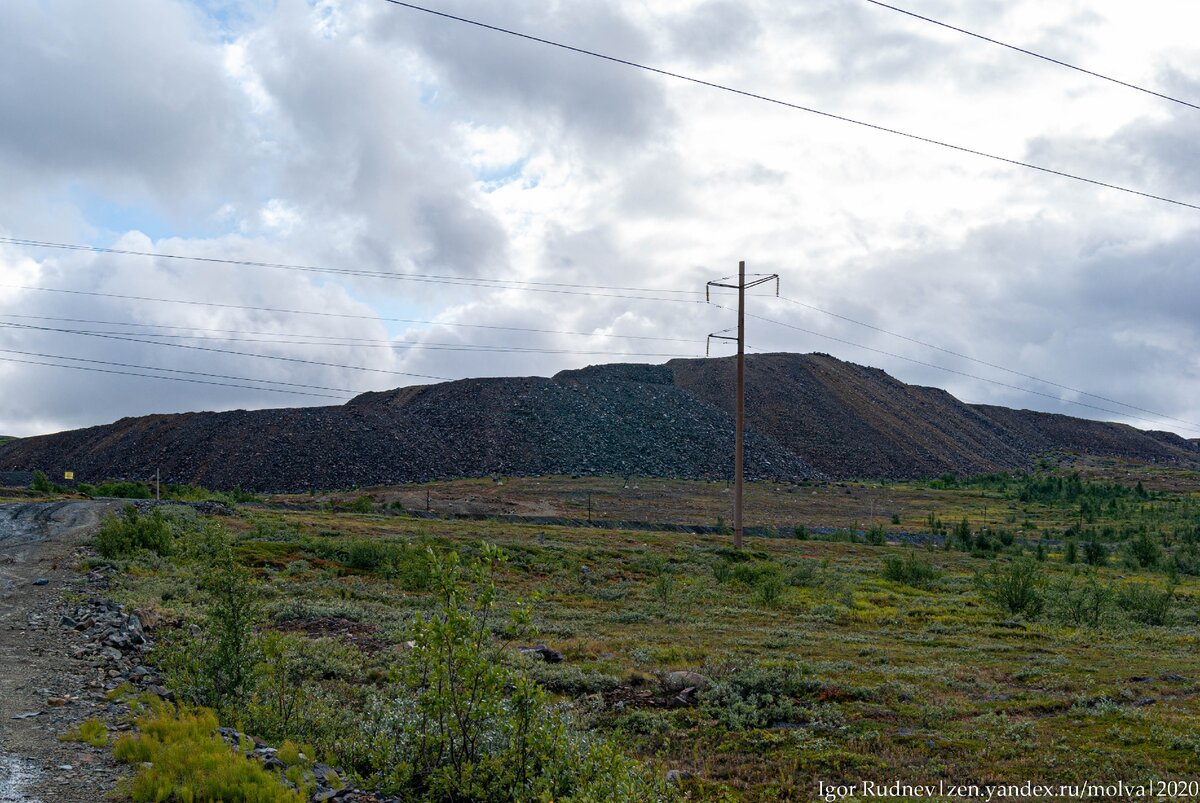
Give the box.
[157,533,260,716]
[752,573,785,608]
[94,481,152,499]
[359,545,673,801]
[60,717,107,747]
[1117,581,1176,626]
[348,495,375,514]
[112,705,307,803]
[975,558,1044,617]
[95,505,172,558]
[1082,537,1108,567]
[30,470,54,493]
[1045,572,1114,628]
[1126,531,1162,570]
[865,524,887,546]
[881,552,941,589]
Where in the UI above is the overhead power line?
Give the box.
[776,295,1200,432]
[0,284,703,344]
[710,303,1200,435]
[0,321,450,382]
[0,356,352,400]
[0,238,720,302]
[0,347,360,398]
[0,313,701,358]
[861,0,1200,112]
[382,1,1200,212]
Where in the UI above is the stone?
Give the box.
[662,671,710,692]
[32,578,49,586]
[60,616,77,629]
[518,644,563,663]
[666,769,693,784]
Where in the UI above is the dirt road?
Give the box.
[0,501,124,802]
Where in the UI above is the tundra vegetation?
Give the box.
[48,461,1200,799]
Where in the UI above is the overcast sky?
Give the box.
[2,0,1199,439]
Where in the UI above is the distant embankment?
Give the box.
[1,353,1196,491]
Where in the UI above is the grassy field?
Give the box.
[76,466,1200,801]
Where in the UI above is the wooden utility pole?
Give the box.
[707,261,779,549]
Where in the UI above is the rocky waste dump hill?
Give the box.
[1,353,1197,491]
[666,353,1200,478]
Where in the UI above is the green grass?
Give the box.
[103,469,1200,801]
[60,717,108,748]
[112,705,307,803]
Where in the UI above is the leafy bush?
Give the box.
[362,544,672,801]
[522,660,621,695]
[700,678,798,729]
[94,481,152,499]
[1064,540,1078,564]
[345,538,389,571]
[1082,536,1108,567]
[348,495,375,514]
[1117,582,1176,626]
[30,470,54,493]
[975,559,1044,617]
[1045,572,1114,628]
[113,705,307,803]
[698,662,825,731]
[881,552,941,589]
[1127,531,1161,569]
[158,530,260,716]
[95,505,172,558]
[752,573,785,608]
[726,560,781,587]
[865,524,887,546]
[166,484,260,504]
[784,560,819,587]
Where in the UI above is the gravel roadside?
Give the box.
[0,501,128,803]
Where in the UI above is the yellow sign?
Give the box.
[64,471,74,481]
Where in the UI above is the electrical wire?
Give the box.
[860,0,1200,112]
[0,237,721,302]
[0,313,701,357]
[0,321,699,358]
[0,347,361,397]
[0,321,450,382]
[0,356,352,400]
[0,285,704,344]
[775,294,1200,432]
[708,302,1200,435]
[381,0,1200,212]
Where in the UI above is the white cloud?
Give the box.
[0,0,1199,438]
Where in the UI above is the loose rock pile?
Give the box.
[61,598,169,698]
[5,353,1199,491]
[59,596,404,802]
[213,727,401,803]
